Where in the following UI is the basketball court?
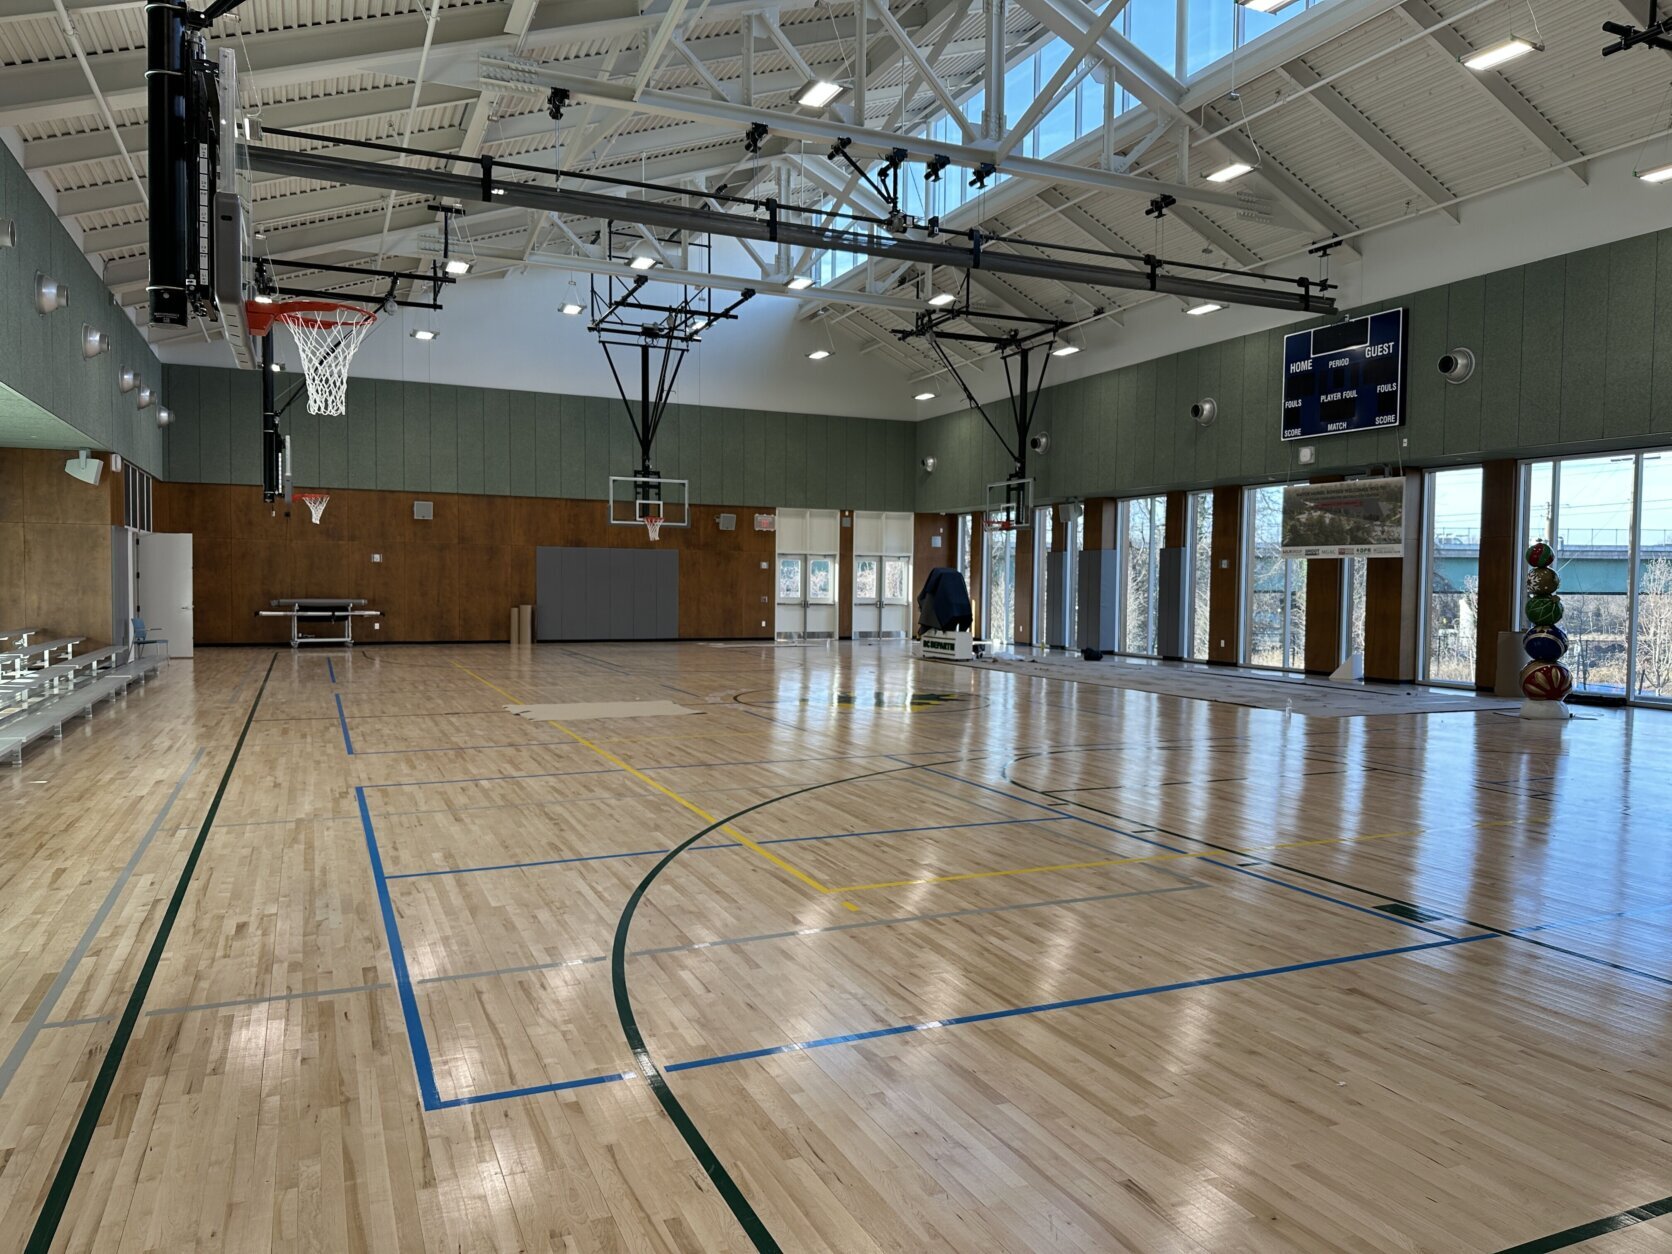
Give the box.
[4,1,1672,1251]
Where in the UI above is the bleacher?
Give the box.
[0,625,166,767]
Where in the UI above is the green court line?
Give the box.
[25,655,277,1254]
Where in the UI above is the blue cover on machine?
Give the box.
[917,567,973,633]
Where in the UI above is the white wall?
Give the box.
[156,238,920,420]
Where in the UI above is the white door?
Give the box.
[135,531,194,658]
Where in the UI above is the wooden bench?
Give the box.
[0,655,164,767]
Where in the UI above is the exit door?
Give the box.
[852,512,913,638]
[775,509,840,639]
[134,531,194,658]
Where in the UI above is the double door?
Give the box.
[852,512,913,638]
[776,509,840,639]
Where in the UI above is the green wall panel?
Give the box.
[430,388,458,493]
[507,391,536,497]
[1560,248,1609,447]
[481,389,510,495]
[454,388,484,494]
[1605,235,1656,440]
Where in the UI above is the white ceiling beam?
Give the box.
[867,0,975,140]
[481,56,1272,215]
[1279,55,1459,220]
[1396,0,1587,184]
[995,1,1121,162]
[1205,117,1359,252]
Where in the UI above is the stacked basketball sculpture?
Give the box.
[1520,540,1573,718]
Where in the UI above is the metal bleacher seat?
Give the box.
[0,632,164,767]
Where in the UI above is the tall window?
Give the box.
[1636,453,1672,702]
[1423,467,1484,684]
[1522,455,1637,697]
[986,521,1018,644]
[1187,490,1214,660]
[1120,496,1165,655]
[1344,557,1367,662]
[1244,484,1307,670]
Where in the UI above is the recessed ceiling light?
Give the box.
[490,187,506,196]
[561,301,583,315]
[1187,302,1224,316]
[787,276,813,290]
[1460,36,1541,71]
[411,329,438,341]
[1637,162,1672,183]
[1050,343,1080,357]
[797,80,844,109]
[444,259,471,276]
[1206,162,1253,183]
[629,254,658,271]
[807,348,831,360]
[914,391,936,401]
[1237,0,1302,13]
[927,292,955,307]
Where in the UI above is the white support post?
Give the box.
[983,0,1004,142]
[869,0,975,140]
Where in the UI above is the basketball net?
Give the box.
[643,515,664,542]
[298,493,330,524]
[280,308,377,417]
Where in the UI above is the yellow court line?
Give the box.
[449,661,845,901]
[831,818,1516,894]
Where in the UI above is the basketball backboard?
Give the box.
[609,475,690,527]
[985,478,1035,529]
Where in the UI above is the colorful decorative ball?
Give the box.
[1522,624,1569,663]
[1526,594,1564,626]
[1526,540,1556,568]
[1520,660,1573,701]
[1525,566,1560,597]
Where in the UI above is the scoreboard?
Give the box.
[1281,309,1406,441]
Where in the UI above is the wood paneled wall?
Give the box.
[0,448,116,644]
[1207,484,1243,664]
[913,513,953,635]
[152,483,777,644]
[1475,459,1520,690]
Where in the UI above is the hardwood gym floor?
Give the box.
[2,643,1670,1253]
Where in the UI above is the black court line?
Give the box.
[24,654,276,1254]
[1494,1195,1672,1252]
[610,754,979,1254]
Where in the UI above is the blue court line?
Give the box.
[360,766,620,791]
[334,693,354,755]
[912,764,1463,942]
[327,658,336,685]
[381,817,1067,882]
[356,786,442,1109]
[435,933,1494,1108]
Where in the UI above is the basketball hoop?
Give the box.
[643,515,664,541]
[984,515,1019,532]
[247,299,377,417]
[297,493,330,525]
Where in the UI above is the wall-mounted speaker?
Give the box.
[1438,348,1476,384]
[65,450,104,486]
[81,324,110,357]
[1028,432,1050,455]
[1191,398,1218,427]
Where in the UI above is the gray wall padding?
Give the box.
[534,547,679,640]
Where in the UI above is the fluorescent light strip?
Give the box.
[629,254,658,270]
[1206,162,1253,184]
[786,276,813,290]
[1460,36,1541,71]
[444,259,471,276]
[411,329,438,341]
[797,80,844,108]
[807,349,831,360]
[561,302,583,315]
[1239,0,1301,13]
[914,391,936,401]
[1638,163,1672,184]
[927,292,956,307]
[1187,303,1224,316]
